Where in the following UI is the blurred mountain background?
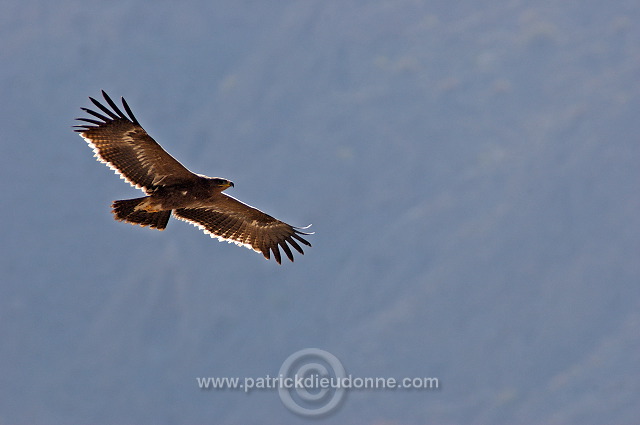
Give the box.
[1,0,638,423]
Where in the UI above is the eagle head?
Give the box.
[210,177,234,189]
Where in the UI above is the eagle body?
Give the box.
[75,91,311,264]
[135,177,233,212]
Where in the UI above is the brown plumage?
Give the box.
[75,90,311,263]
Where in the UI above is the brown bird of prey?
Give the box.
[75,91,311,264]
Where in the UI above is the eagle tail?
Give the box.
[111,197,171,230]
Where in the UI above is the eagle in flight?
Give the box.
[75,91,311,264]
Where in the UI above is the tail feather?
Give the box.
[111,197,171,230]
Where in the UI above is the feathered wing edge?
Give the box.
[173,209,312,264]
[73,91,152,193]
[78,134,153,193]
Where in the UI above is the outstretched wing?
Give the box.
[174,194,312,264]
[74,90,197,193]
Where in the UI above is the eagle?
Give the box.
[75,91,311,264]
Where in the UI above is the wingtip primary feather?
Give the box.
[292,231,312,247]
[279,241,295,262]
[101,90,127,120]
[121,96,140,125]
[80,107,111,122]
[271,246,282,264]
[89,96,119,120]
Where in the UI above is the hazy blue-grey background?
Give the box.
[1,0,638,423]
